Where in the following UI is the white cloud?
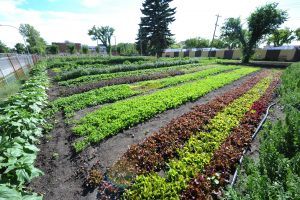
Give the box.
[0,0,299,48]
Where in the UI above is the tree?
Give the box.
[267,28,295,46]
[295,28,300,41]
[137,0,176,57]
[95,46,100,54]
[114,43,138,55]
[46,44,59,54]
[66,43,76,54]
[0,40,9,53]
[220,27,242,50]
[136,22,150,55]
[88,26,114,56]
[184,37,210,48]
[212,38,227,49]
[82,45,89,54]
[167,37,182,49]
[221,3,287,63]
[14,43,26,54]
[19,24,46,55]
[169,43,182,49]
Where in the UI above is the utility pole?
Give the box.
[208,14,221,59]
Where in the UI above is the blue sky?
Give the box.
[0,0,299,47]
[18,0,130,13]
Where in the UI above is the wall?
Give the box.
[162,48,300,62]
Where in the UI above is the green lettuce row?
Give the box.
[57,63,215,86]
[0,62,49,200]
[72,67,259,152]
[124,76,272,199]
[53,65,239,118]
[57,59,203,82]
[48,56,154,70]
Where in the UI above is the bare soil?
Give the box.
[30,71,262,200]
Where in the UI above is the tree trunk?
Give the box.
[242,44,255,63]
[242,54,251,63]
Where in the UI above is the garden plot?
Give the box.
[14,56,283,200]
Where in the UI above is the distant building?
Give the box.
[87,45,107,55]
[52,42,81,53]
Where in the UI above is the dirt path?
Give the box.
[30,71,262,200]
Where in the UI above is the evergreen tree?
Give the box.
[136,20,150,55]
[136,0,176,57]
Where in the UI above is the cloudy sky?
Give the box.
[0,0,299,47]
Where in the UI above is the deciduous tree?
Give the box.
[267,28,295,46]
[88,26,114,56]
[82,45,89,54]
[0,40,9,53]
[46,44,59,54]
[14,43,26,54]
[66,43,76,54]
[221,3,287,63]
[19,24,46,54]
[184,37,210,48]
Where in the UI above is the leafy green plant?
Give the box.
[225,63,300,200]
[124,76,271,199]
[0,62,49,199]
[72,67,259,152]
[57,63,211,86]
[182,74,280,199]
[57,59,203,81]
[107,71,267,186]
[53,65,239,118]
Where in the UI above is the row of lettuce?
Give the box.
[0,62,49,199]
[225,62,300,199]
[108,63,298,199]
[52,65,239,119]
[95,70,279,199]
[71,67,259,152]
[56,58,204,82]
[55,59,218,87]
[122,75,276,199]
[0,57,215,199]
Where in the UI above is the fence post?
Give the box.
[16,54,24,69]
[6,53,20,79]
[0,67,8,85]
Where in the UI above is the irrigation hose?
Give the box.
[230,102,276,187]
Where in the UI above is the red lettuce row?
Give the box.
[180,73,280,200]
[107,71,267,185]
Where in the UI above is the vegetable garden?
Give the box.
[0,55,298,200]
